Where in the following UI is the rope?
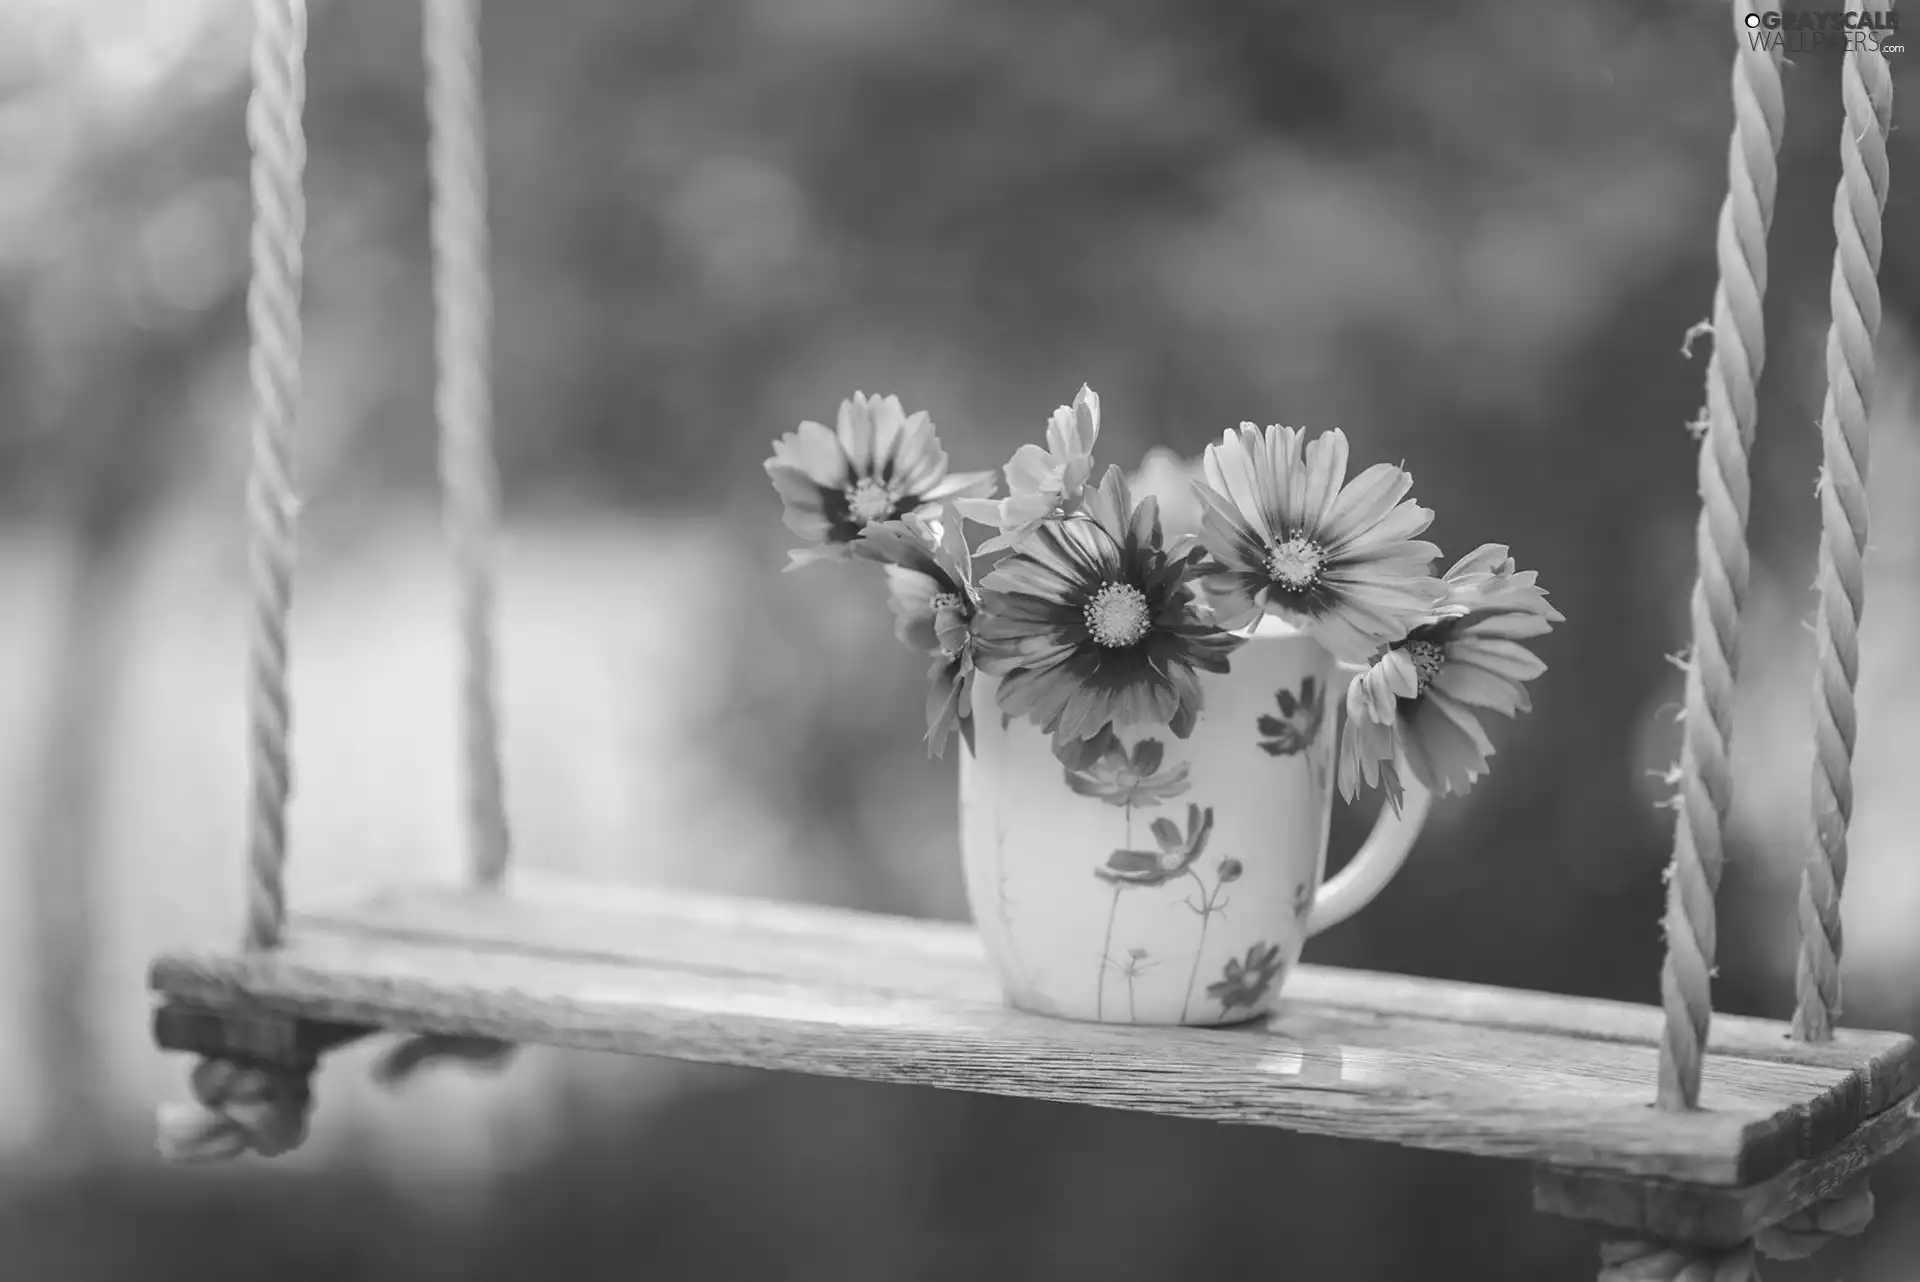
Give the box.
[241,0,308,952]
[371,1032,518,1083]
[156,1058,314,1161]
[375,0,520,1086]
[1596,1177,1876,1281]
[1609,4,1890,1272]
[1654,0,1785,1113]
[425,0,511,888]
[1753,1174,1875,1258]
[1791,0,1894,1044]
[1599,1239,1754,1282]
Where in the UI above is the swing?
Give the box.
[150,0,1914,1275]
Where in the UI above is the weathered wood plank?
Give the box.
[301,875,1918,1107]
[146,876,1918,1194]
[154,930,1773,1180]
[1534,1088,1920,1246]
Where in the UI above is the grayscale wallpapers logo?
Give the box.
[1744,9,1904,53]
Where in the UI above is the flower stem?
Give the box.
[1178,867,1217,1023]
[1095,883,1121,1020]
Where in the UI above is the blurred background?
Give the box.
[1,0,1917,1277]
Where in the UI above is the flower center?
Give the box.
[844,477,897,525]
[930,591,963,614]
[1083,582,1152,648]
[1405,638,1445,694]
[1265,532,1326,591]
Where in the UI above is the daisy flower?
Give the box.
[765,392,995,570]
[1337,544,1564,810]
[1192,423,1445,661]
[973,465,1242,760]
[953,384,1101,555]
[855,510,981,757]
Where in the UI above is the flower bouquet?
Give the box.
[764,387,1562,1026]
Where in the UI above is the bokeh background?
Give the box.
[1,0,1917,1277]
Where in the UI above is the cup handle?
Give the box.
[1304,775,1431,937]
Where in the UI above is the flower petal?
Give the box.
[768,420,853,488]
[1326,497,1435,561]
[766,465,835,543]
[1445,636,1548,682]
[875,403,931,489]
[1430,659,1528,715]
[921,469,999,503]
[835,395,879,471]
[783,542,859,571]
[923,658,969,758]
[1308,602,1406,663]
[1194,483,1271,574]
[1046,385,1102,460]
[1201,424,1276,543]
[1298,428,1351,535]
[1458,610,1558,642]
[1445,543,1513,581]
[1399,694,1492,796]
[1426,688,1498,757]
[1315,462,1414,549]
[1264,424,1309,533]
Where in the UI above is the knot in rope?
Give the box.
[1600,1178,1874,1282]
[155,1057,313,1161]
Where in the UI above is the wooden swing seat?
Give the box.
[149,870,1920,1247]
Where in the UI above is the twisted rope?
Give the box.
[426,0,511,889]
[1791,2,1894,1044]
[241,0,308,952]
[378,0,520,1085]
[153,0,312,1163]
[1655,0,1785,1113]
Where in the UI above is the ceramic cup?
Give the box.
[958,615,1430,1026]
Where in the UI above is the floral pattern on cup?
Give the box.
[1257,675,1327,757]
[1208,942,1288,1014]
[1093,804,1216,1020]
[959,628,1426,1027]
[1175,853,1243,1021]
[1062,731,1192,807]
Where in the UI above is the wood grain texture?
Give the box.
[1535,1088,1920,1246]
[147,874,1918,1208]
